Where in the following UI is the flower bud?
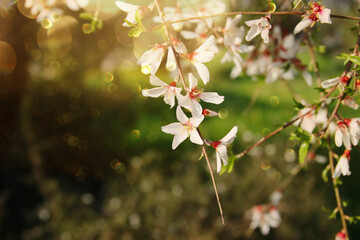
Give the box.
[202,108,218,117]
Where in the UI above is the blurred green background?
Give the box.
[0,0,360,239]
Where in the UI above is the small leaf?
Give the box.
[299,142,309,164]
[322,165,330,182]
[79,12,93,20]
[329,208,339,219]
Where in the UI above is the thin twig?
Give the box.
[326,137,348,237]
[202,145,225,224]
[151,11,360,30]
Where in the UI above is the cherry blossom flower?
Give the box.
[293,107,316,133]
[161,106,204,149]
[25,0,63,23]
[293,2,332,34]
[270,189,283,206]
[115,1,154,27]
[142,75,182,108]
[186,35,217,85]
[178,73,224,116]
[347,118,360,146]
[181,21,209,41]
[137,44,167,75]
[335,121,352,149]
[335,231,347,240]
[321,75,350,89]
[210,126,238,173]
[245,16,272,44]
[249,205,281,235]
[333,150,351,178]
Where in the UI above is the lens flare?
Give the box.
[0,41,16,74]
[141,65,152,75]
[41,18,53,29]
[265,2,276,13]
[37,22,72,59]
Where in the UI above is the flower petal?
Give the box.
[319,8,332,24]
[149,75,167,86]
[172,129,188,149]
[161,122,182,134]
[245,25,261,41]
[175,105,188,124]
[115,1,138,12]
[321,78,339,88]
[221,126,238,144]
[188,73,198,90]
[189,114,204,127]
[142,87,166,98]
[293,17,313,35]
[189,130,203,145]
[200,92,224,104]
[193,62,210,85]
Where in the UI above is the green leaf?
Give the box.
[322,165,330,182]
[343,85,355,96]
[128,26,145,38]
[329,208,339,219]
[79,12,93,20]
[219,156,236,175]
[126,10,146,38]
[299,142,309,164]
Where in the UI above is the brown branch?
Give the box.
[151,11,360,30]
[326,137,348,237]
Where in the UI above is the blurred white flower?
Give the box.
[249,205,281,235]
[137,44,167,75]
[245,16,272,44]
[115,1,154,27]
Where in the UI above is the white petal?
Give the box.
[188,73,198,90]
[190,99,203,117]
[193,62,209,85]
[260,28,270,44]
[176,105,188,124]
[321,78,339,88]
[194,51,215,63]
[333,155,351,177]
[335,128,343,147]
[161,122,182,135]
[142,87,166,98]
[66,0,80,11]
[245,19,261,27]
[293,18,313,35]
[260,223,270,235]
[301,114,316,133]
[302,71,313,86]
[190,114,204,127]
[196,35,215,53]
[200,92,224,104]
[216,152,222,173]
[217,144,228,165]
[172,129,188,149]
[166,47,177,71]
[149,75,167,86]
[221,126,238,144]
[342,129,352,150]
[245,25,261,41]
[115,1,138,12]
[319,8,332,24]
[189,130,203,145]
[180,30,198,39]
[163,90,176,108]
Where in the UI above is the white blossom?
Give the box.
[178,73,224,116]
[245,16,272,44]
[335,121,352,149]
[115,1,154,27]
[142,75,182,108]
[294,2,331,34]
[210,126,238,173]
[161,106,204,149]
[333,150,351,178]
[249,205,281,235]
[137,44,166,75]
[66,0,88,11]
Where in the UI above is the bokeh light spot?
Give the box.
[41,18,53,29]
[0,41,16,74]
[106,83,118,94]
[37,22,72,59]
[261,160,271,171]
[82,23,92,34]
[269,96,279,106]
[131,129,141,140]
[284,149,296,162]
[103,72,114,83]
[218,108,229,119]
[265,1,276,13]
[17,0,37,19]
[141,65,152,75]
[68,136,79,147]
